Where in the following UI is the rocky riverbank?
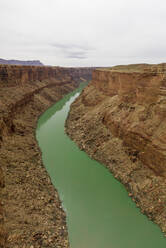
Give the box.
[65,64,166,236]
[0,65,93,248]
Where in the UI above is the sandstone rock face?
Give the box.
[92,67,166,176]
[0,65,93,248]
[91,68,166,175]
[65,64,166,235]
[0,65,92,86]
[0,65,92,140]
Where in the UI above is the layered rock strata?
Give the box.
[0,65,92,86]
[66,64,166,235]
[0,64,92,247]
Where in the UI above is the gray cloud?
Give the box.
[66,52,87,59]
[51,42,94,59]
[51,43,94,51]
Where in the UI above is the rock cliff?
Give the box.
[0,64,93,248]
[0,65,92,86]
[66,63,166,235]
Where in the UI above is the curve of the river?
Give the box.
[36,83,166,248]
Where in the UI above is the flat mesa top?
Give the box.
[97,63,166,74]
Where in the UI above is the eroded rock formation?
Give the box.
[0,64,93,248]
[0,65,92,86]
[66,63,166,235]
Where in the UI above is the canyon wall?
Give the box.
[92,67,166,175]
[66,64,166,235]
[0,64,93,248]
[0,65,92,140]
[0,65,92,86]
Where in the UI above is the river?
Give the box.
[36,83,166,248]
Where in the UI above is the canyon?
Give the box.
[1,62,166,247]
[66,63,166,236]
[0,64,92,248]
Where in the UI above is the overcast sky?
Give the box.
[0,0,166,67]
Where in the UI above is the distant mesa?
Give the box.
[0,58,44,66]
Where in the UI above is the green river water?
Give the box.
[36,83,166,248]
